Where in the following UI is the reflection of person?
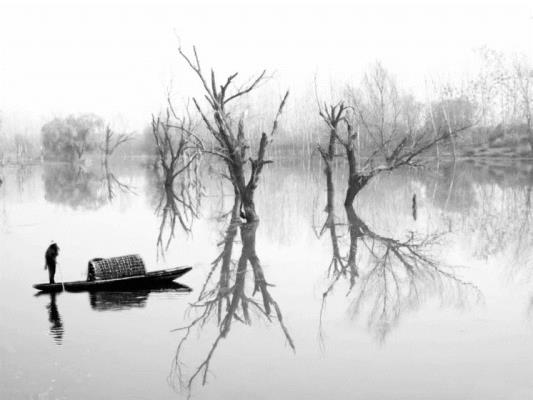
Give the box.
[44,242,60,284]
[47,293,63,344]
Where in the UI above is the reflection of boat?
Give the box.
[33,254,192,292]
[89,282,191,311]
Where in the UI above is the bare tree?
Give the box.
[478,49,533,151]
[178,46,289,222]
[97,126,135,202]
[101,126,132,160]
[151,108,203,256]
[512,57,533,150]
[313,148,481,342]
[318,66,474,206]
[315,121,359,282]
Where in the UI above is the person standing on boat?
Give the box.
[44,242,60,284]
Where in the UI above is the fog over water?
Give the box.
[1,1,533,398]
[1,159,533,399]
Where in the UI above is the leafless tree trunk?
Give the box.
[101,126,131,161]
[178,46,289,222]
[151,108,203,256]
[318,99,472,206]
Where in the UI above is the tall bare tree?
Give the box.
[178,46,289,222]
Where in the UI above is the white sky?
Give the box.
[0,0,531,132]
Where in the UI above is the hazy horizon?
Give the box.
[1,0,532,134]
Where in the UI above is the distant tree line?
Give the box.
[41,114,104,161]
[0,47,529,166]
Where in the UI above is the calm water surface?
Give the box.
[1,158,533,399]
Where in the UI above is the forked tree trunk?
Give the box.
[344,146,371,206]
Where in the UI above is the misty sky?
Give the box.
[0,0,531,132]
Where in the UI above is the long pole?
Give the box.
[58,262,65,291]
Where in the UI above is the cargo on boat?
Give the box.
[33,254,192,292]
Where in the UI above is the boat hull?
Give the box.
[33,266,192,292]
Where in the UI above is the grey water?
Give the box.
[1,158,533,399]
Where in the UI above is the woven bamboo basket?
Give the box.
[87,254,146,281]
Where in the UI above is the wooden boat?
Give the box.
[34,266,191,292]
[33,254,192,293]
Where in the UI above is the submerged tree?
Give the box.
[151,107,203,256]
[170,195,294,393]
[315,126,358,284]
[314,143,481,342]
[101,126,132,161]
[319,64,476,206]
[178,46,289,222]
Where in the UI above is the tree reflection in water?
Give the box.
[148,163,203,258]
[43,162,135,210]
[43,164,106,209]
[317,164,481,343]
[170,196,294,394]
[16,164,33,195]
[148,112,204,258]
[101,160,135,202]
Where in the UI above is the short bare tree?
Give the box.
[151,107,203,256]
[101,126,132,160]
[318,65,474,206]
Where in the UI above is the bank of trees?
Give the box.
[41,114,104,161]
[39,114,136,163]
[476,49,533,150]
[0,114,39,164]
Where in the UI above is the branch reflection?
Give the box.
[170,196,294,394]
[148,161,203,258]
[101,160,135,202]
[317,163,481,343]
[43,164,106,210]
